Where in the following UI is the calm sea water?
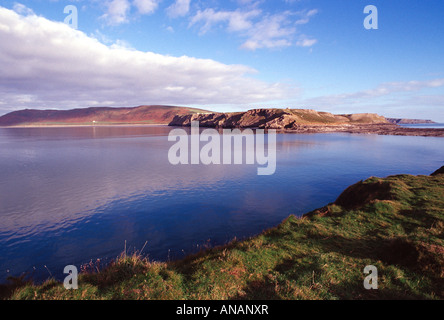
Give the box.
[0,126,443,283]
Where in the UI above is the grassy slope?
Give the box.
[5,170,444,300]
[0,106,210,127]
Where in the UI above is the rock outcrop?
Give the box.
[431,166,444,176]
[169,109,444,137]
[169,109,389,129]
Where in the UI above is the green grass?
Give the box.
[289,110,340,124]
[3,170,444,300]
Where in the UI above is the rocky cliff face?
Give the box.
[169,109,444,137]
[169,108,390,129]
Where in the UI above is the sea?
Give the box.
[0,125,443,283]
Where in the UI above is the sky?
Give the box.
[0,0,443,121]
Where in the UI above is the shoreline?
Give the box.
[274,124,444,137]
[168,123,444,138]
[2,167,443,300]
[2,123,444,137]
[0,123,169,128]
[169,109,444,138]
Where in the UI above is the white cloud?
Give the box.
[12,2,35,16]
[166,0,191,18]
[240,12,296,50]
[0,7,295,113]
[101,0,131,25]
[295,9,318,25]
[190,8,261,34]
[100,0,161,25]
[133,0,161,15]
[343,79,444,101]
[296,37,317,47]
[299,78,444,120]
[189,7,318,50]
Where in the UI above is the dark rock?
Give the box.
[334,180,393,210]
[431,166,444,176]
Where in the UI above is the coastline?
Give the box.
[2,122,444,137]
[0,123,169,128]
[2,108,443,137]
[272,123,444,137]
[168,110,444,138]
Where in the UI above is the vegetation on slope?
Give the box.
[0,105,209,126]
[3,168,444,300]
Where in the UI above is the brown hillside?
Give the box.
[0,105,210,126]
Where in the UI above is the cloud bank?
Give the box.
[0,6,295,114]
[298,78,444,121]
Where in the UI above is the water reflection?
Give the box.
[0,126,443,283]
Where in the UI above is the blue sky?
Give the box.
[0,0,443,121]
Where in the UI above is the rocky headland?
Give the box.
[169,109,444,137]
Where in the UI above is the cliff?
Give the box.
[169,109,444,137]
[169,108,389,129]
[0,105,210,127]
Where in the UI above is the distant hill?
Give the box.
[0,105,211,127]
[386,118,436,125]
